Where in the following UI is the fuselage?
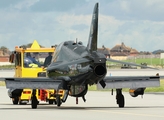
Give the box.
[47,41,107,90]
[45,3,100,97]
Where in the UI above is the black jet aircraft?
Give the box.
[2,3,160,109]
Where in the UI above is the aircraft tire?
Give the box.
[117,94,125,108]
[56,96,61,107]
[31,96,38,109]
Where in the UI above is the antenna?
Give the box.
[76,38,78,43]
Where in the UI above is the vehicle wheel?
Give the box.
[12,97,19,105]
[116,94,125,108]
[19,100,27,105]
[56,96,61,107]
[48,100,53,104]
[54,100,57,105]
[31,96,38,109]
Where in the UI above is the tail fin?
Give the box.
[87,3,99,52]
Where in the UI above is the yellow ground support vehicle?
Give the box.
[8,40,65,105]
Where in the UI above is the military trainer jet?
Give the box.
[2,3,160,109]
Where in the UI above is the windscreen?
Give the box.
[23,52,53,68]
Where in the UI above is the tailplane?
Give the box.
[87,3,99,52]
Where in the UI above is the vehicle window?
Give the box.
[23,52,53,68]
[15,53,21,67]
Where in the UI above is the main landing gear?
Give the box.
[31,89,39,109]
[116,89,125,108]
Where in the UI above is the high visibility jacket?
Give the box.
[29,63,38,67]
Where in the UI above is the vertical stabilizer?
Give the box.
[87,3,99,52]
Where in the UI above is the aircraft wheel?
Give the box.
[31,96,38,109]
[56,96,62,107]
[48,100,53,104]
[12,97,19,105]
[116,94,125,108]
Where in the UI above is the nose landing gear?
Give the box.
[56,95,62,107]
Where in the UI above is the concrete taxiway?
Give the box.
[0,87,164,120]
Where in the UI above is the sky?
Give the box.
[0,0,164,52]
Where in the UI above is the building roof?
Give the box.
[110,42,130,52]
[111,42,139,53]
[97,45,110,55]
[130,48,139,53]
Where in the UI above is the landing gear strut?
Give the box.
[116,89,125,108]
[31,89,38,109]
[55,81,69,107]
[56,95,62,107]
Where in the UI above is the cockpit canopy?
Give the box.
[52,41,86,63]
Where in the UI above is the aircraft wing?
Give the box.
[97,76,160,89]
[107,58,158,70]
[0,77,62,89]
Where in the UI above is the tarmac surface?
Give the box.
[0,69,164,120]
[0,87,164,120]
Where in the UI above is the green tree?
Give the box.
[0,46,8,55]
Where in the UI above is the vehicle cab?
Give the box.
[9,40,57,104]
